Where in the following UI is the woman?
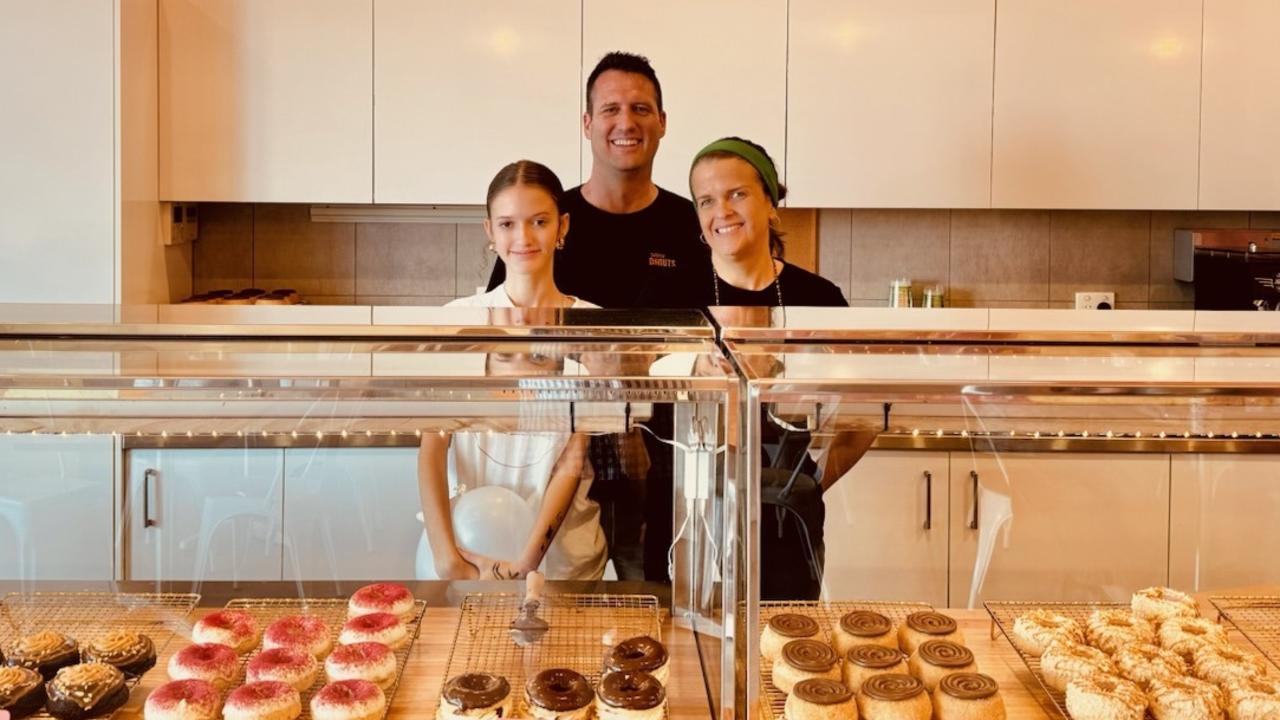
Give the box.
[420,161,606,581]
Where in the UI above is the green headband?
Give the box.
[690,138,780,206]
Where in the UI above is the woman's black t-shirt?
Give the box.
[637,259,848,309]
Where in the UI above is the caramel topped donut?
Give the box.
[1040,640,1115,693]
[907,612,957,636]
[1114,642,1186,689]
[1085,610,1153,655]
[1013,610,1085,657]
[525,668,593,712]
[862,673,926,701]
[770,614,821,638]
[441,673,510,710]
[783,640,840,673]
[918,640,975,668]
[848,645,906,669]
[48,663,125,710]
[1159,617,1229,661]
[144,679,221,720]
[82,630,156,676]
[793,678,853,705]
[1193,643,1270,686]
[939,672,999,700]
[0,665,44,719]
[597,670,665,710]
[5,630,79,677]
[1065,674,1146,720]
[606,636,669,674]
[842,611,893,638]
[1224,677,1280,720]
[348,584,415,621]
[1148,676,1224,720]
[1132,587,1199,623]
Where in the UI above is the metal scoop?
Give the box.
[509,571,549,647]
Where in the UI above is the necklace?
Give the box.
[712,258,784,306]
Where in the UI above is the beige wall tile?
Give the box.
[456,223,494,297]
[816,209,852,290]
[1149,211,1246,302]
[949,210,1050,304]
[1251,212,1280,229]
[956,300,1050,309]
[847,298,889,307]
[193,203,253,293]
[304,296,357,305]
[848,209,950,300]
[356,295,455,306]
[1049,210,1150,303]
[254,204,355,295]
[778,208,817,272]
[356,223,456,297]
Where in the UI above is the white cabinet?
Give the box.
[787,0,995,208]
[949,453,1170,607]
[991,1,1202,209]
[0,435,114,581]
[126,449,284,582]
[374,1,581,204]
[158,0,373,202]
[0,2,114,303]
[1199,0,1280,210]
[582,0,786,197]
[1170,455,1280,591]
[282,448,422,581]
[821,451,949,607]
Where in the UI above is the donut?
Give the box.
[784,678,857,720]
[1158,617,1229,661]
[437,673,512,720]
[3,630,79,679]
[844,644,908,697]
[832,610,897,656]
[595,670,665,720]
[0,666,46,720]
[263,615,333,659]
[45,662,129,720]
[857,673,933,720]
[347,584,415,622]
[324,642,396,690]
[761,613,822,663]
[167,643,240,691]
[1011,610,1084,658]
[1040,640,1116,693]
[310,680,386,720]
[932,672,1006,720]
[247,648,319,691]
[909,640,978,692]
[525,668,593,720]
[1193,644,1270,687]
[81,630,157,677]
[605,636,670,687]
[1132,587,1199,623]
[1064,674,1147,720]
[773,640,842,695]
[1113,643,1187,689]
[144,679,222,720]
[899,612,963,655]
[1147,675,1225,720]
[193,610,260,654]
[223,681,302,720]
[338,613,407,651]
[1085,610,1155,655]
[1223,677,1280,720]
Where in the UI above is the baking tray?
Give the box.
[439,592,662,717]
[214,597,427,720]
[0,591,201,720]
[757,600,932,720]
[1209,595,1280,671]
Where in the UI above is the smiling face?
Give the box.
[690,156,777,264]
[584,70,666,175]
[484,184,569,278]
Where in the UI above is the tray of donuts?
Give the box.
[144,583,424,720]
[758,601,1006,720]
[0,591,200,720]
[988,586,1279,720]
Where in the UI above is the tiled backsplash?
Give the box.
[192,203,1280,307]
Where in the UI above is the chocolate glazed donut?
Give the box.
[606,636,669,674]
[793,678,853,705]
[862,673,926,701]
[939,673,999,700]
[842,611,893,638]
[783,640,840,672]
[770,614,820,638]
[441,673,510,711]
[598,670,666,710]
[848,645,905,669]
[907,612,957,635]
[918,640,974,668]
[526,668,593,712]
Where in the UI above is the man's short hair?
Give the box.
[585,51,663,113]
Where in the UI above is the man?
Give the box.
[487,52,708,582]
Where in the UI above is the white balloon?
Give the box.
[415,487,535,580]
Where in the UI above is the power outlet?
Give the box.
[1074,291,1115,310]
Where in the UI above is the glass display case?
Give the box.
[720,308,1280,720]
[0,307,736,720]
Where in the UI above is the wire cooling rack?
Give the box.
[215,598,426,720]
[440,592,662,717]
[756,600,932,720]
[0,591,200,720]
[1209,596,1280,671]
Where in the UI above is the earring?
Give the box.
[486,243,496,254]
[699,233,708,245]
[556,237,565,250]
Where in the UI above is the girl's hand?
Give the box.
[459,550,528,580]
[434,553,480,580]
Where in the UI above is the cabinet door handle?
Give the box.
[923,471,933,530]
[143,468,158,528]
[969,470,980,529]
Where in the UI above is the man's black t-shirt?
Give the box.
[485,186,706,309]
[638,261,849,309]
